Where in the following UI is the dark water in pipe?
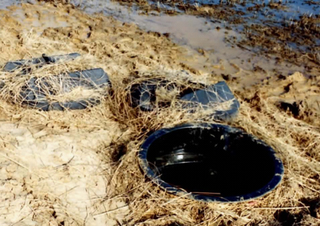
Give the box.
[146,126,279,197]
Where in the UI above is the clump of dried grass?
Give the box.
[0,53,105,100]
[0,43,115,126]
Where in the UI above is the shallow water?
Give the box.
[2,0,308,82]
[151,0,320,22]
[69,0,305,79]
[0,0,34,9]
[12,8,69,30]
[0,0,19,9]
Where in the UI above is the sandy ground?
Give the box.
[0,122,127,225]
[0,1,319,226]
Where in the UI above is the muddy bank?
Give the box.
[59,0,316,84]
[108,0,320,74]
[0,1,319,226]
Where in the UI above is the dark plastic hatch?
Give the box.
[139,123,284,202]
[179,81,240,120]
[20,68,111,111]
[3,53,80,73]
[129,80,239,120]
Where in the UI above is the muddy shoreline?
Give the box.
[109,0,320,74]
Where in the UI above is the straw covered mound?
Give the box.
[0,1,319,226]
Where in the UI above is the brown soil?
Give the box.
[232,15,320,71]
[0,1,319,226]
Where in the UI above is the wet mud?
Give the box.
[109,0,320,76]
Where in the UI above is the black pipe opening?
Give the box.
[140,124,283,202]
